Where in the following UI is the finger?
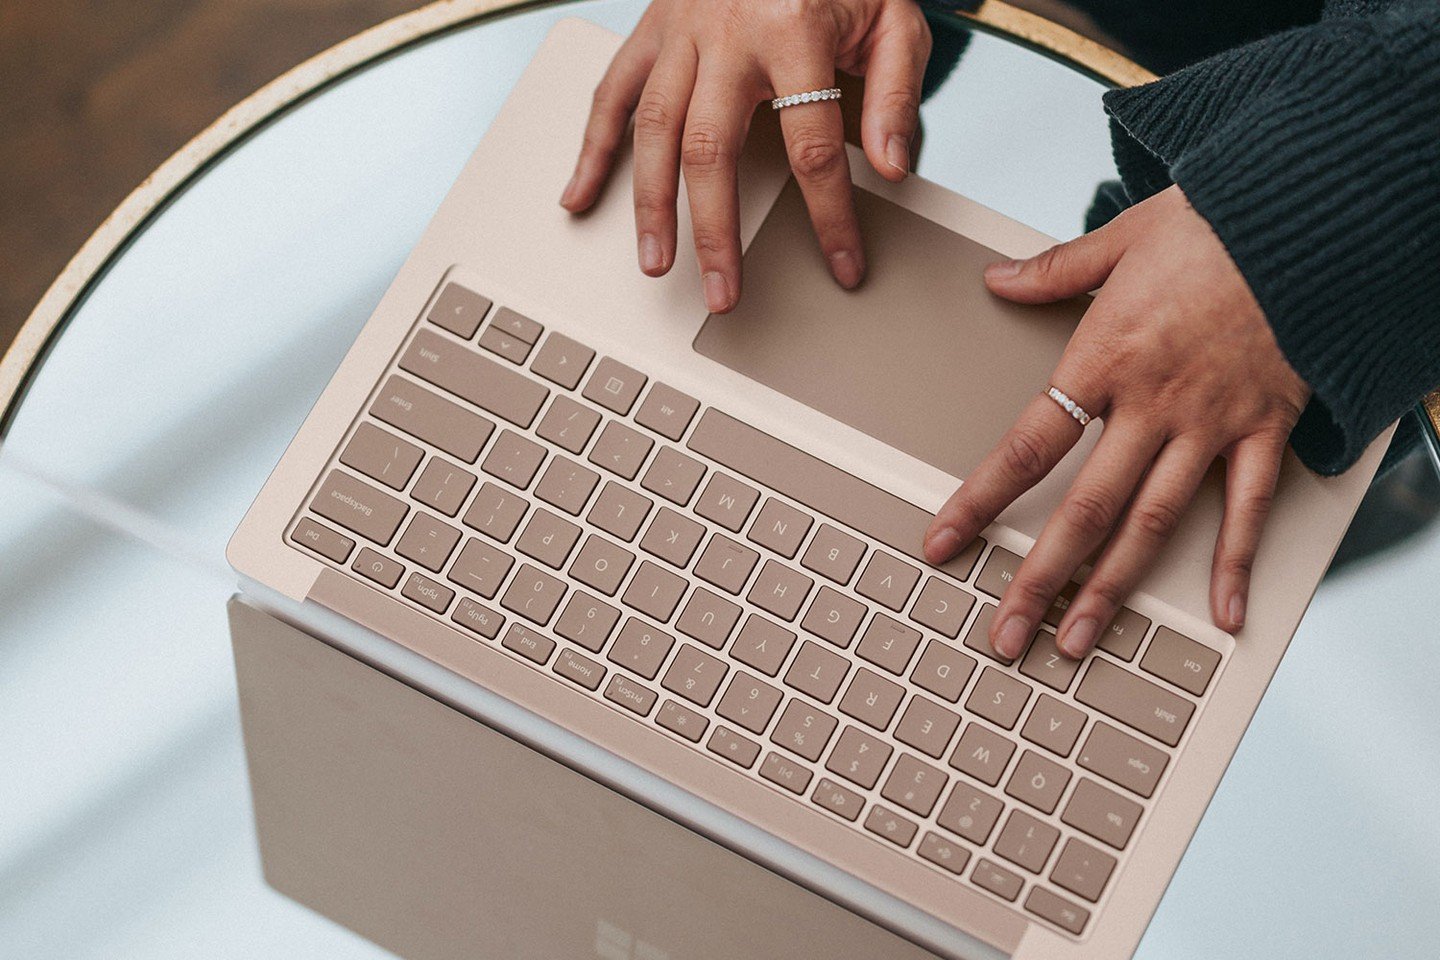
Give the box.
[1209,433,1285,632]
[632,44,698,276]
[770,58,865,289]
[563,38,658,212]
[859,3,930,181]
[983,221,1128,304]
[988,420,1163,659]
[925,379,1107,564]
[1055,439,1215,658]
[681,60,756,313]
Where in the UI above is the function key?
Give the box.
[635,382,700,440]
[553,648,606,691]
[971,858,1023,902]
[490,306,542,344]
[811,777,865,822]
[401,571,455,614]
[582,356,647,415]
[1096,606,1151,660]
[1024,887,1089,935]
[603,674,658,716]
[290,517,355,563]
[426,282,492,339]
[450,597,504,639]
[863,804,918,848]
[918,832,971,875]
[501,622,557,664]
[759,752,814,795]
[800,523,866,584]
[707,725,761,769]
[531,332,596,390]
[1140,625,1221,696]
[656,698,709,742]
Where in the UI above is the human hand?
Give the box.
[924,185,1310,659]
[560,0,932,312]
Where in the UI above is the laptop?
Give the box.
[228,18,1388,960]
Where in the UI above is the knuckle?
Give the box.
[787,133,844,181]
[633,93,675,135]
[1131,497,1184,540]
[1000,427,1053,480]
[1008,575,1060,613]
[1031,242,1070,278]
[690,227,732,258]
[1218,550,1255,580]
[681,124,731,171]
[632,185,674,219]
[1239,483,1275,521]
[1083,576,1129,612]
[1062,486,1122,539]
[879,87,921,122]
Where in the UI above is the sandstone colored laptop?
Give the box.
[228,18,1387,960]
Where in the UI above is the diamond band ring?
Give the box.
[1046,386,1092,426]
[771,87,842,110]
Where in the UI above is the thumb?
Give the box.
[984,224,1126,304]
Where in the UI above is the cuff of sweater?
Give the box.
[1105,22,1440,475]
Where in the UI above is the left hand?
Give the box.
[923,185,1311,659]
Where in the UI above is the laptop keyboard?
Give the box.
[291,281,1228,939]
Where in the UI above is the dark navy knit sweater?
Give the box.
[922,0,1440,476]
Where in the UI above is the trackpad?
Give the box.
[693,182,1087,480]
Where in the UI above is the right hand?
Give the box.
[560,0,932,313]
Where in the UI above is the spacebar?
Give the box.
[687,410,983,580]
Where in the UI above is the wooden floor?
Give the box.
[0,0,419,360]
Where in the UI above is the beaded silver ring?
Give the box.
[771,87,842,110]
[1046,386,1092,426]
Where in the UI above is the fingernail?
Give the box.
[1228,592,1246,629]
[1060,617,1098,658]
[829,250,863,289]
[925,527,959,563]
[639,233,663,273]
[985,259,1023,280]
[703,271,732,313]
[560,173,580,208]
[994,616,1030,659]
[885,135,909,176]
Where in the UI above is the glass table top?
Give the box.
[2,1,1436,956]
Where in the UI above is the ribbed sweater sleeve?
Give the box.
[1102,1,1440,475]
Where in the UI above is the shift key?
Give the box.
[400,328,549,428]
[310,470,409,545]
[1076,659,1194,747]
